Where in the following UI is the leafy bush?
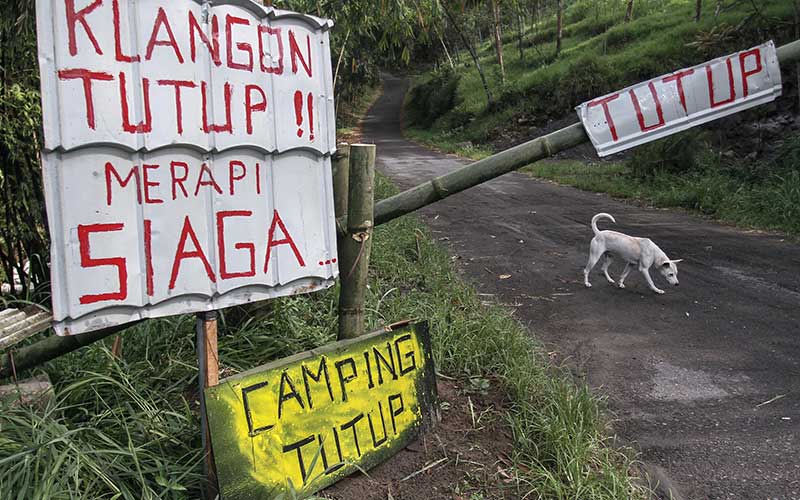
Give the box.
[0,83,49,297]
[626,130,710,179]
[405,70,462,127]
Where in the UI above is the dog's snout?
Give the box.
[674,281,680,286]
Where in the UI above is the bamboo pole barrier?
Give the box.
[338,144,376,340]
[333,38,800,233]
[4,38,800,377]
[0,321,141,378]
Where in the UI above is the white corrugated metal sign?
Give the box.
[36,0,338,335]
[576,41,782,157]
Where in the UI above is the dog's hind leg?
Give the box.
[618,263,633,289]
[583,239,603,288]
[601,254,615,285]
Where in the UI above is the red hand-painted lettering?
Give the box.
[112,0,139,62]
[195,163,223,196]
[169,216,216,290]
[629,82,665,133]
[706,58,736,108]
[264,210,306,273]
[58,69,114,130]
[226,14,253,72]
[258,26,284,75]
[157,80,197,134]
[189,11,221,66]
[229,160,247,196]
[142,164,163,204]
[170,161,190,200]
[201,81,233,133]
[143,219,154,296]
[289,30,312,77]
[119,73,153,133]
[105,162,140,206]
[145,7,184,63]
[245,85,267,135]
[78,223,128,304]
[217,210,256,279]
[661,68,695,114]
[66,0,103,56]
[739,48,763,98]
[587,94,621,142]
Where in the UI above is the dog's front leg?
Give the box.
[618,263,633,288]
[641,268,665,294]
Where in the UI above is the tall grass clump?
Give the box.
[522,131,800,236]
[1,173,644,499]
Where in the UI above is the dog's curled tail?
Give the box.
[591,213,616,235]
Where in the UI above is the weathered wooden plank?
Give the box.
[205,322,438,499]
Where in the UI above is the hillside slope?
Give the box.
[406,0,800,235]
[408,0,796,148]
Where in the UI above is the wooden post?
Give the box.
[110,335,123,359]
[196,310,219,499]
[338,144,376,340]
[332,143,351,223]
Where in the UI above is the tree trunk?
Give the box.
[625,0,634,23]
[794,0,800,115]
[436,27,455,69]
[492,0,506,82]
[695,0,702,22]
[442,2,494,107]
[517,11,525,63]
[555,0,564,56]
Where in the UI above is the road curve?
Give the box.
[361,74,800,499]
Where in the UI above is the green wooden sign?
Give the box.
[204,322,438,499]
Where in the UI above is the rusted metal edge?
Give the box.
[0,309,52,351]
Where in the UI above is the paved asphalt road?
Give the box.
[361,74,800,499]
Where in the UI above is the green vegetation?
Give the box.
[406,0,796,144]
[523,133,800,235]
[1,174,645,499]
[405,0,800,236]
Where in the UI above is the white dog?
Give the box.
[583,213,682,294]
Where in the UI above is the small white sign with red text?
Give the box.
[576,41,782,157]
[36,0,339,335]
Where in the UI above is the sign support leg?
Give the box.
[338,144,376,340]
[196,310,219,500]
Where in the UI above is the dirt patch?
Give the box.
[321,379,519,500]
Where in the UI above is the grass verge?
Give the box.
[521,154,800,236]
[0,173,645,499]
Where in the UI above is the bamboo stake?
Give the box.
[110,335,123,359]
[372,123,587,227]
[338,144,375,340]
[196,310,219,500]
[332,143,351,223]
